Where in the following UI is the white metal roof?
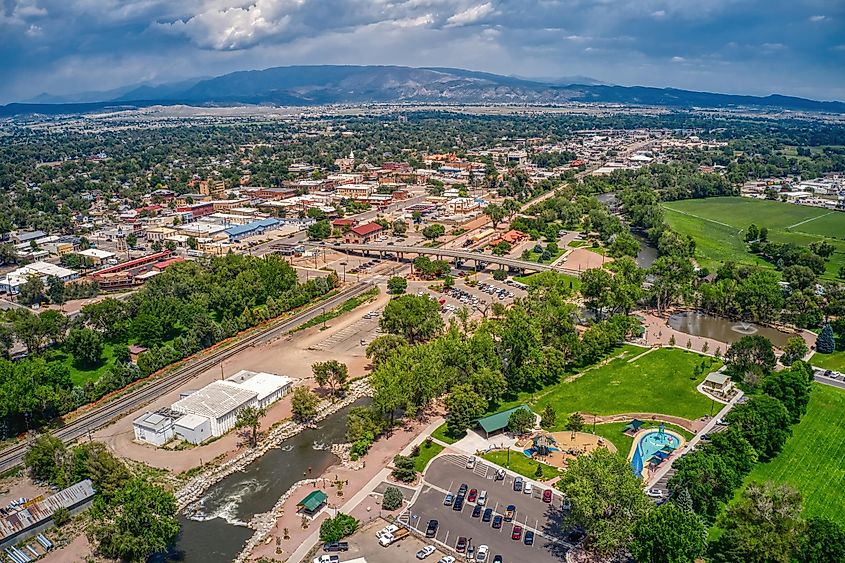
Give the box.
[133,412,173,431]
[225,370,292,401]
[171,381,257,420]
[78,248,116,259]
[174,413,210,430]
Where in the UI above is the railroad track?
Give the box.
[0,281,374,473]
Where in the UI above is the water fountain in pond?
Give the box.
[731,320,759,335]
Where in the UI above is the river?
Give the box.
[169,398,369,563]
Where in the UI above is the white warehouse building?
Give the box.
[133,370,294,446]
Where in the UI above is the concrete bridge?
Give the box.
[321,243,583,276]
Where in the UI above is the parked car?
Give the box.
[467,488,478,503]
[494,468,505,481]
[523,482,533,495]
[505,505,516,521]
[323,541,348,552]
[426,519,439,538]
[645,488,664,498]
[476,544,489,562]
[443,493,454,506]
[513,477,523,492]
[492,556,503,563]
[466,456,476,469]
[458,483,469,496]
[524,531,535,546]
[492,515,503,529]
[512,526,523,540]
[376,524,398,538]
[456,537,468,553]
[482,508,493,522]
[453,496,464,511]
[417,546,436,559]
[543,489,552,503]
[562,497,572,510]
[472,504,482,518]
[438,558,455,563]
[478,490,488,506]
[312,556,339,563]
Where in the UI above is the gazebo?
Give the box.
[297,490,328,516]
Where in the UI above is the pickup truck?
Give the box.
[379,526,410,547]
[323,541,349,552]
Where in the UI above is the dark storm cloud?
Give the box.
[1,0,843,103]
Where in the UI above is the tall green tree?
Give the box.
[762,363,812,423]
[311,360,349,397]
[798,517,845,563]
[780,336,809,366]
[89,478,180,563]
[726,394,792,461]
[444,384,486,436]
[724,335,777,387]
[365,334,408,368]
[556,448,652,556]
[24,433,68,486]
[235,405,266,447]
[380,294,444,344]
[484,203,506,228]
[816,324,836,354]
[291,386,319,422]
[631,503,706,563]
[64,328,104,368]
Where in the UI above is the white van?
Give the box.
[477,490,488,506]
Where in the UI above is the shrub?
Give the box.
[319,513,359,542]
[382,486,404,511]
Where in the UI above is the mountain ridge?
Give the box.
[4,64,843,116]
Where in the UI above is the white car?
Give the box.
[466,456,476,469]
[523,482,533,495]
[645,488,664,498]
[476,545,489,562]
[312,556,339,563]
[416,546,436,559]
[376,524,398,538]
[438,557,456,563]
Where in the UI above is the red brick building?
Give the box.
[343,222,383,244]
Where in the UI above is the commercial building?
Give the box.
[343,222,383,244]
[77,248,116,265]
[0,262,78,295]
[176,202,215,222]
[0,480,96,548]
[335,183,376,199]
[132,412,175,446]
[224,218,281,242]
[173,413,212,445]
[225,370,293,408]
[170,381,256,438]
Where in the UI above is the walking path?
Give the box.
[646,389,744,488]
[788,211,834,229]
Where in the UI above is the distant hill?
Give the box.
[4,65,843,116]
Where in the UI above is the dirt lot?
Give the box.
[92,288,391,473]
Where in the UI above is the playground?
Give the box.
[517,430,617,470]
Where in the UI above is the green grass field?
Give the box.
[431,422,463,444]
[741,383,845,524]
[662,197,845,279]
[413,440,445,472]
[479,450,564,481]
[811,350,845,372]
[528,346,721,421]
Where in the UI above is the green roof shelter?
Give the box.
[623,419,645,434]
[477,405,533,437]
[297,490,328,515]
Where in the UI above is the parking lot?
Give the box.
[407,455,572,563]
[326,517,447,563]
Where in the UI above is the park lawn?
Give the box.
[590,421,695,459]
[413,440,445,472]
[480,450,563,481]
[567,240,586,248]
[521,247,565,264]
[431,422,463,445]
[46,343,119,386]
[513,272,581,294]
[530,347,721,421]
[811,350,845,372]
[740,383,845,525]
[662,197,845,280]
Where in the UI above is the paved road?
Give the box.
[0,281,374,473]
[408,455,571,563]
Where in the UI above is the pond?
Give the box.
[668,311,795,348]
[168,398,370,563]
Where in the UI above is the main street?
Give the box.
[0,281,375,473]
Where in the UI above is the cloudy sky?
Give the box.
[1,0,843,103]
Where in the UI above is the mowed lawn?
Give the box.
[743,383,845,524]
[530,346,720,421]
[662,197,845,280]
[811,350,845,373]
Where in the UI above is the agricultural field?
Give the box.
[662,197,845,279]
[742,383,845,524]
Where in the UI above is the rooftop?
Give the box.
[225,370,293,401]
[477,405,533,435]
[297,490,328,512]
[171,381,257,420]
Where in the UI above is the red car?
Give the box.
[511,526,523,540]
[467,488,478,503]
[543,489,552,503]
[456,537,467,553]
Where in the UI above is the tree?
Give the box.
[47,275,66,306]
[89,478,179,563]
[507,407,535,435]
[125,233,138,248]
[422,223,445,241]
[798,517,845,563]
[24,433,68,486]
[387,276,407,295]
[380,294,444,344]
[492,269,507,281]
[491,241,512,256]
[391,455,417,482]
[709,482,803,563]
[312,360,349,397]
[319,513,358,542]
[669,449,741,522]
[725,335,776,387]
[235,406,266,447]
[164,240,177,252]
[382,486,404,510]
[64,328,104,368]
[762,363,812,423]
[565,412,584,432]
[444,384,486,436]
[52,507,71,527]
[365,334,408,368]
[186,236,199,250]
[484,203,506,228]
[816,324,836,354]
[540,406,557,429]
[726,395,792,461]
[557,448,652,555]
[631,503,706,563]
[18,274,46,305]
[291,386,319,422]
[392,219,407,236]
[307,220,331,240]
[781,336,809,366]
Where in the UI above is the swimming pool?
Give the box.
[629,429,682,478]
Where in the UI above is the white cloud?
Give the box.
[651,10,665,18]
[809,15,827,22]
[445,2,493,27]
[671,56,685,62]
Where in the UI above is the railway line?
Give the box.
[0,281,374,473]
